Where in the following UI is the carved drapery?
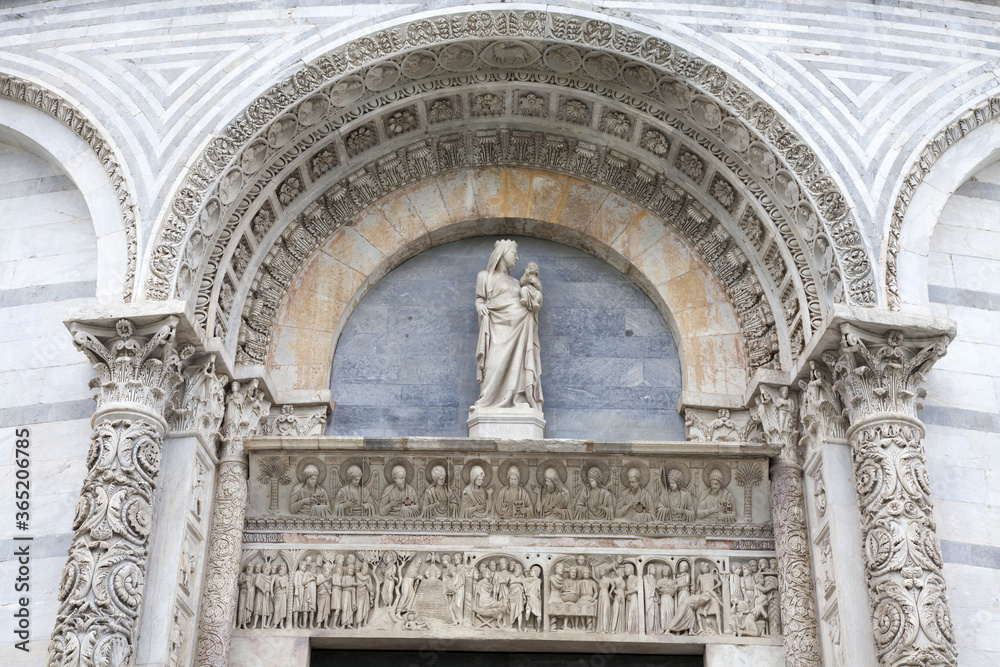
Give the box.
[830,326,957,666]
[48,318,189,666]
[755,385,822,667]
[194,380,269,667]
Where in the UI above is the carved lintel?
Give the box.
[830,327,958,666]
[49,317,189,667]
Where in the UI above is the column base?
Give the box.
[467,405,545,439]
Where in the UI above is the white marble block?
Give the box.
[467,405,546,439]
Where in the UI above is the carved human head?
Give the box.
[646,564,658,576]
[507,466,520,485]
[769,558,777,570]
[254,562,262,573]
[471,465,485,486]
[489,239,519,273]
[279,564,288,574]
[554,562,565,575]
[779,386,789,398]
[759,558,768,572]
[392,465,407,487]
[581,566,591,579]
[522,261,538,277]
[625,564,635,577]
[543,467,558,490]
[347,565,355,575]
[576,555,587,566]
[346,554,356,565]
[347,465,362,484]
[303,464,319,485]
[488,560,497,572]
[627,467,641,488]
[748,560,758,574]
[431,465,447,484]
[661,563,673,577]
[442,554,452,565]
[700,563,711,574]
[454,553,462,565]
[678,561,689,573]
[335,554,345,564]
[530,565,541,578]
[733,565,743,576]
[708,469,724,490]
[587,467,603,487]
[568,566,578,580]
[667,468,683,489]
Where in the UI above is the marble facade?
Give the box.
[4,3,1000,667]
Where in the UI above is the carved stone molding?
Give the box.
[0,73,138,301]
[145,9,878,375]
[48,318,187,666]
[194,380,270,667]
[264,404,327,437]
[243,446,774,538]
[829,326,957,666]
[886,96,1000,310]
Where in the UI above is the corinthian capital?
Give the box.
[69,317,192,423]
[830,325,948,426]
[753,384,799,463]
[220,379,270,457]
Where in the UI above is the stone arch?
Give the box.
[263,168,745,400]
[140,8,876,381]
[0,72,138,301]
[886,95,1000,310]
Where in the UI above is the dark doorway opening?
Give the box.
[311,649,701,667]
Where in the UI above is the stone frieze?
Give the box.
[244,440,773,538]
[233,546,782,643]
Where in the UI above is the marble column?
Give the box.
[754,385,822,667]
[829,325,957,666]
[194,380,269,667]
[48,318,191,666]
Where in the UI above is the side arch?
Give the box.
[886,96,1000,310]
[0,91,132,302]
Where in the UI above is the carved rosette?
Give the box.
[756,385,822,667]
[48,319,187,667]
[194,381,269,667]
[831,327,957,666]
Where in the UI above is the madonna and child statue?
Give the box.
[467,239,547,439]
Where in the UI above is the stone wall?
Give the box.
[923,157,1000,666]
[0,142,96,660]
[327,237,685,440]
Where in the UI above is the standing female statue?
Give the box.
[474,240,543,409]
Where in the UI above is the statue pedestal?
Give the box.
[467,405,545,439]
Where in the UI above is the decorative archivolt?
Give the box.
[0,72,139,300]
[145,9,876,377]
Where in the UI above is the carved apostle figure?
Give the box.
[460,465,493,518]
[535,467,572,519]
[575,467,615,521]
[379,465,421,517]
[421,465,457,518]
[474,240,543,409]
[495,465,534,519]
[615,467,655,521]
[656,468,695,522]
[333,465,373,516]
[697,469,736,523]
[290,464,332,516]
